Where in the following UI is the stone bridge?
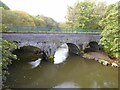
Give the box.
[2,33,101,56]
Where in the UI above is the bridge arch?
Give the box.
[66,43,80,55]
[3,33,101,56]
[13,45,48,61]
[84,41,100,53]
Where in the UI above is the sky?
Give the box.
[1,0,119,22]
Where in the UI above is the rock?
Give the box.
[83,53,94,60]
[111,63,119,67]
[98,60,109,66]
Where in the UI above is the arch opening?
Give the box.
[66,43,80,55]
[84,41,100,53]
[53,43,81,64]
[12,45,47,62]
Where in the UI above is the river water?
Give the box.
[4,49,118,88]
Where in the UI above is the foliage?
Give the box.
[2,10,59,32]
[0,23,9,32]
[32,15,59,29]
[0,0,59,32]
[2,9,36,27]
[37,15,59,28]
[58,22,71,29]
[0,1,59,32]
[99,3,120,58]
[48,55,54,61]
[0,40,17,81]
[32,16,46,27]
[66,0,106,30]
[0,1,10,10]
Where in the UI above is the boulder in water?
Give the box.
[111,63,119,67]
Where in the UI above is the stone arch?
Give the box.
[18,42,41,49]
[66,43,80,55]
[84,41,100,53]
[13,45,47,61]
[88,41,99,49]
[17,45,41,52]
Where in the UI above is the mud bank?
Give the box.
[83,51,120,67]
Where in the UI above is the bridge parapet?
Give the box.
[3,26,102,33]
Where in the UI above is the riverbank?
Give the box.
[83,51,120,67]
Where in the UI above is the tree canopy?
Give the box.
[0,1,59,32]
[35,15,59,28]
[99,3,120,58]
[2,10,36,26]
[0,1,10,10]
[66,1,106,30]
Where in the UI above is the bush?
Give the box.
[99,3,120,58]
[0,40,17,82]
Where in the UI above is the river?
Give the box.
[4,54,118,88]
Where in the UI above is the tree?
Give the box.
[99,3,120,58]
[1,7,59,32]
[1,1,59,32]
[32,16,46,27]
[2,10,35,27]
[0,1,10,10]
[1,9,36,32]
[66,0,106,30]
[58,22,70,29]
[0,1,10,32]
[39,15,59,28]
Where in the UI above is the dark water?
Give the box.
[4,56,118,88]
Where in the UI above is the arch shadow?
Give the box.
[84,41,100,53]
[66,43,80,55]
[12,45,47,62]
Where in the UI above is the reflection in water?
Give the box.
[4,55,118,88]
[28,58,42,68]
[53,82,80,88]
[54,43,69,64]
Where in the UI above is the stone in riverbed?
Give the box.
[98,60,109,66]
[111,63,119,67]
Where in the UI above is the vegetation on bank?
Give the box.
[0,40,17,81]
[65,1,106,30]
[99,3,120,58]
